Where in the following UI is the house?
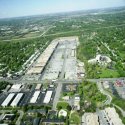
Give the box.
[58,110,67,117]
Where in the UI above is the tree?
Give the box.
[66,105,72,111]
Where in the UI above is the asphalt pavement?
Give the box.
[97,81,112,105]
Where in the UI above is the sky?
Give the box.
[0,0,125,18]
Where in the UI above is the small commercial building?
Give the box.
[1,93,15,107]
[35,84,42,90]
[10,93,24,107]
[30,91,40,103]
[74,96,80,110]
[9,84,22,92]
[43,91,53,104]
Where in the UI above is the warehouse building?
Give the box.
[10,93,24,107]
[104,107,124,125]
[1,93,15,107]
[30,91,40,103]
[43,91,53,104]
[27,41,59,75]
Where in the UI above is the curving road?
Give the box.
[97,81,112,105]
[16,110,24,125]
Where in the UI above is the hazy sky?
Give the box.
[0,0,125,18]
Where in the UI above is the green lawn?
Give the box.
[70,112,80,124]
[112,97,125,111]
[56,102,69,110]
[99,68,120,78]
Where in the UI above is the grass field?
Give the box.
[70,111,80,124]
[99,68,120,78]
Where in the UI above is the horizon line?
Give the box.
[0,5,125,20]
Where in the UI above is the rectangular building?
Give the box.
[35,84,42,90]
[11,84,22,90]
[1,93,15,107]
[9,84,22,92]
[26,41,59,75]
[10,93,24,107]
[30,91,40,103]
[104,107,124,125]
[43,91,53,104]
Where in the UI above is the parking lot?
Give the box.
[0,83,56,107]
[114,81,125,99]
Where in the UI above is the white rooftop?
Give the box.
[58,109,67,117]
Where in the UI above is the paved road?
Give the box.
[59,43,67,80]
[96,81,125,118]
[97,81,112,105]
[2,26,53,42]
[113,104,125,117]
[52,82,62,110]
[16,110,24,125]
[87,77,125,83]
[52,43,70,112]
[1,77,125,84]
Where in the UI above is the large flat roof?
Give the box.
[1,93,15,107]
[11,93,24,107]
[26,41,58,75]
[30,91,40,103]
[43,91,53,104]
[105,107,124,125]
